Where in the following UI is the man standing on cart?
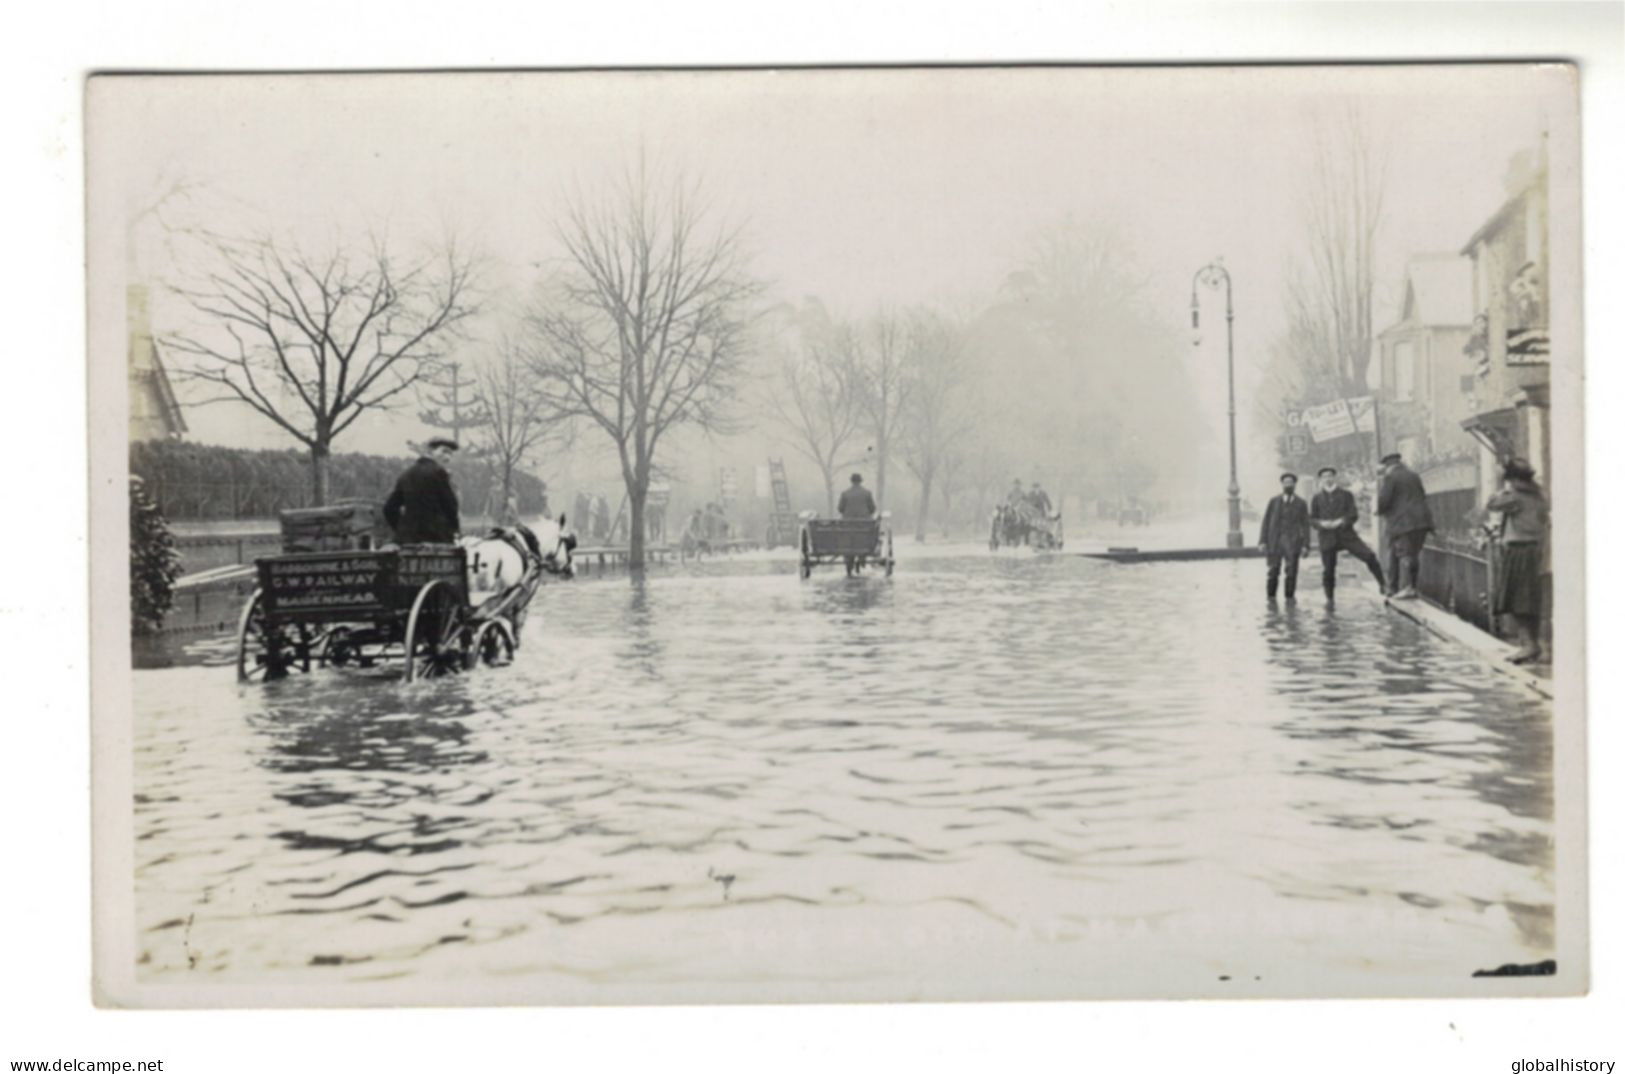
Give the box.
[384,437,461,545]
[837,472,877,576]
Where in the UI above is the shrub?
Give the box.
[130,476,181,634]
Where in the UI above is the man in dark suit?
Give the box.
[383,437,461,544]
[1309,466,1386,601]
[1258,472,1312,600]
[1377,451,1434,600]
[837,472,878,577]
[838,472,877,520]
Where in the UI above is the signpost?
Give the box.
[1303,399,1356,442]
[1347,395,1377,434]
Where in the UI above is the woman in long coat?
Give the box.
[1486,458,1549,664]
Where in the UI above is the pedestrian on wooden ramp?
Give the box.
[1258,472,1311,600]
[1377,452,1434,600]
[1309,466,1386,603]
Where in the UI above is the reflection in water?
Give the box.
[133,551,1555,992]
[619,574,665,683]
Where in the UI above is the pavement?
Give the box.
[1373,589,1552,700]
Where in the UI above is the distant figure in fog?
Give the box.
[1377,452,1434,600]
[383,437,460,545]
[682,507,709,559]
[1310,466,1386,602]
[838,472,877,520]
[837,473,877,577]
[1487,457,1548,664]
[1258,472,1311,600]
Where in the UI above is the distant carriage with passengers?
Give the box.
[235,502,572,683]
[989,503,1064,551]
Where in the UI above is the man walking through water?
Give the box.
[837,472,877,576]
[1258,472,1311,600]
[1309,465,1386,603]
[1377,451,1434,601]
[384,437,461,545]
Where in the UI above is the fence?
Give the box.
[1415,535,1503,637]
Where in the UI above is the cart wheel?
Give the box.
[403,580,468,683]
[235,589,309,683]
[319,627,356,668]
[466,619,516,669]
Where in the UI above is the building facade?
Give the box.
[1459,146,1551,504]
[1376,253,1478,534]
[1394,145,1551,637]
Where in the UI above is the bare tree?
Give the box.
[767,304,864,515]
[850,309,913,511]
[469,340,562,522]
[1253,272,1347,431]
[1301,104,1389,394]
[522,162,762,568]
[165,231,479,504]
[899,309,972,542]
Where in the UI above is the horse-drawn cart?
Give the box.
[236,504,570,683]
[798,516,895,579]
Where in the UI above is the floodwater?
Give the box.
[130,546,1554,1002]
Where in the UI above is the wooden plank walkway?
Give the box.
[1077,547,1265,563]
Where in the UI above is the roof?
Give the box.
[1380,254,1473,336]
[1460,158,1545,254]
[1401,254,1474,327]
[146,338,189,436]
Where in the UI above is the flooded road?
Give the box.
[131,547,1554,1001]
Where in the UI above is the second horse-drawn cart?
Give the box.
[798,515,895,579]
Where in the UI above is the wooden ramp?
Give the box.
[1077,547,1266,563]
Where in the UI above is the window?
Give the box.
[1416,338,1432,409]
[1393,340,1415,402]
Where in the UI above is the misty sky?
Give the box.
[97,65,1564,491]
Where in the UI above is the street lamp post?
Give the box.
[1191,260,1244,550]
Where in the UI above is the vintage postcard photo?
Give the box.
[86,64,1586,1007]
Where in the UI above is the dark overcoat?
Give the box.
[383,456,461,544]
[1309,487,1362,550]
[1258,492,1312,553]
[1377,464,1435,537]
[838,485,877,520]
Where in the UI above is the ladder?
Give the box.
[766,458,798,548]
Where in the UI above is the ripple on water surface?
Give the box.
[133,551,1553,996]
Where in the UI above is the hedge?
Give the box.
[129,440,549,522]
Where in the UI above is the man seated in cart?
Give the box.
[1027,480,1053,518]
[837,472,878,575]
[383,437,461,545]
